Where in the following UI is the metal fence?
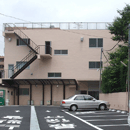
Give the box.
[3,22,112,31]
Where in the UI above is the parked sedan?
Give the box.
[61,94,110,111]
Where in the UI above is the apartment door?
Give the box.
[0,90,5,105]
[45,41,51,54]
[8,64,14,78]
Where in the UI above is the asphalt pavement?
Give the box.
[0,106,129,130]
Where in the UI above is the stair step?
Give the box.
[14,32,38,54]
[11,55,37,79]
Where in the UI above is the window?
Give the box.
[89,61,103,69]
[0,65,4,68]
[74,96,84,100]
[0,58,4,62]
[19,88,29,95]
[88,91,99,100]
[16,62,30,69]
[48,73,61,77]
[84,96,93,100]
[80,90,87,94]
[89,38,103,47]
[54,50,68,55]
[17,39,30,46]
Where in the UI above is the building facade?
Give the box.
[0,22,119,106]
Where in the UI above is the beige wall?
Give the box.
[100,92,128,111]
[3,29,122,80]
[19,85,30,105]
[32,85,42,105]
[65,85,76,99]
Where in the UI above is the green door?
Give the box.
[0,90,5,105]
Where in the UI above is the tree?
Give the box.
[101,45,128,93]
[108,4,130,43]
[101,4,130,93]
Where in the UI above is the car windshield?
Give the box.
[66,96,74,100]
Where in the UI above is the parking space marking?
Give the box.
[79,115,128,118]
[63,110,103,130]
[85,118,127,121]
[96,124,129,127]
[75,112,126,115]
[30,106,40,130]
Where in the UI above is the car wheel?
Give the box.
[99,104,106,110]
[70,105,77,111]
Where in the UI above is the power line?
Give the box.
[102,50,112,66]
[0,13,31,23]
[62,30,111,39]
[103,41,120,52]
[0,13,113,39]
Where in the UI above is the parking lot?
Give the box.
[0,106,129,130]
[65,109,130,130]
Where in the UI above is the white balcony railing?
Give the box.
[3,22,112,31]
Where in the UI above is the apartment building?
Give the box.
[0,56,4,78]
[0,22,118,106]
[0,56,5,105]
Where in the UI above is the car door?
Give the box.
[73,96,86,109]
[84,96,99,108]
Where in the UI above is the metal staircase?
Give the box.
[6,24,40,79]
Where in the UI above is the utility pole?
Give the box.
[99,48,103,94]
[128,24,130,113]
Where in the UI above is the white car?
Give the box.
[61,94,110,111]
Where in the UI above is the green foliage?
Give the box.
[101,4,130,93]
[101,45,128,93]
[108,4,130,43]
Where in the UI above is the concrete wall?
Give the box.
[100,92,128,111]
[4,29,123,80]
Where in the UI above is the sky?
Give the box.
[0,0,130,56]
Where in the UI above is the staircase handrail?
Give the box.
[6,23,39,53]
[11,46,39,72]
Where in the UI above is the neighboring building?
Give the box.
[0,56,4,78]
[0,22,119,106]
[0,56,6,106]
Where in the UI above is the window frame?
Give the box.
[0,58,4,62]
[89,61,103,69]
[17,38,30,46]
[16,61,30,70]
[48,73,62,78]
[89,38,103,48]
[0,65,4,68]
[54,50,68,55]
[19,88,29,96]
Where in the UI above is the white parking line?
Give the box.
[30,106,40,130]
[75,112,127,115]
[63,110,103,130]
[86,118,127,121]
[79,115,128,118]
[96,124,129,127]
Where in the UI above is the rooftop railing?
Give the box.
[3,22,112,31]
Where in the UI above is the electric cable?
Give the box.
[0,13,31,23]
[0,12,113,39]
[103,41,120,52]
[102,49,112,66]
